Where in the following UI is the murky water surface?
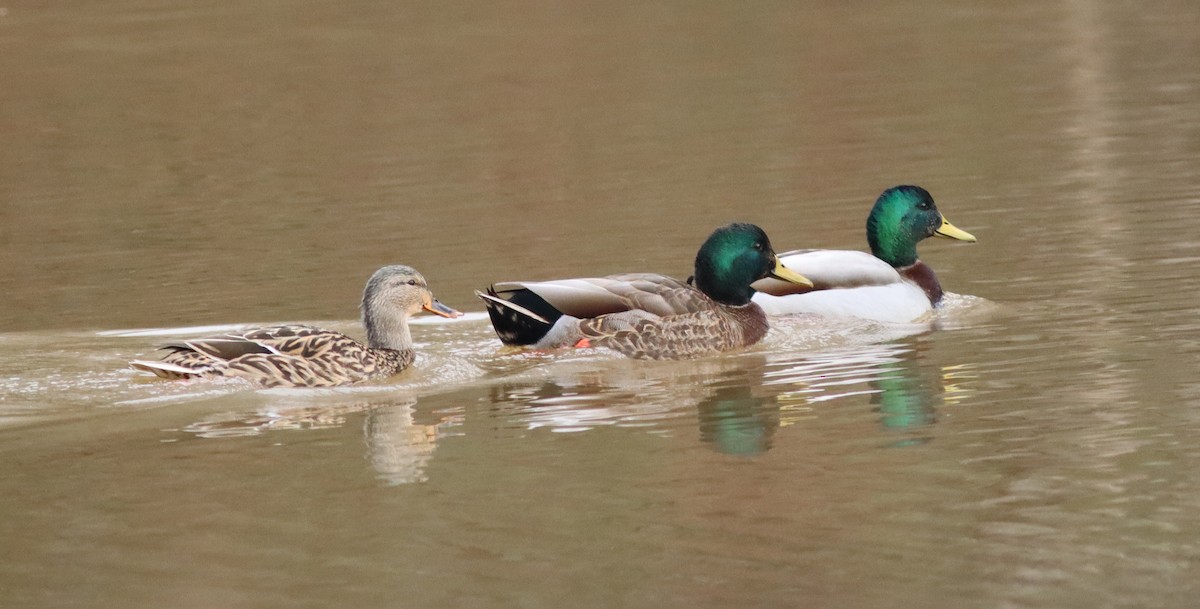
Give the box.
[3,1,1200,607]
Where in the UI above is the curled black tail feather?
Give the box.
[476,288,562,346]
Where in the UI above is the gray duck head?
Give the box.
[361,265,461,350]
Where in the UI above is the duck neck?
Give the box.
[867,221,919,268]
[363,306,414,352]
[696,277,753,306]
[693,260,754,306]
[898,261,943,305]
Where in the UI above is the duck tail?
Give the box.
[476,288,558,346]
[129,359,203,380]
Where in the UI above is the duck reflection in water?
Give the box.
[868,340,975,447]
[485,356,773,433]
[487,376,680,432]
[484,357,782,455]
[365,400,447,486]
[695,370,781,456]
[870,356,939,447]
[756,337,976,447]
[482,339,972,454]
[180,397,456,485]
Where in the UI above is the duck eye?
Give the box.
[753,242,764,251]
[406,279,417,286]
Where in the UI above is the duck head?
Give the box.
[362,265,461,350]
[693,223,812,306]
[866,185,976,268]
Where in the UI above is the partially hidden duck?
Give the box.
[477,223,812,360]
[752,185,976,323]
[129,265,462,387]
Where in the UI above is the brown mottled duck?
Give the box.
[129,265,461,387]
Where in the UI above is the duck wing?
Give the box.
[219,347,405,387]
[752,250,901,296]
[493,273,704,318]
[154,325,335,360]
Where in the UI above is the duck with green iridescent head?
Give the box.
[477,223,812,360]
[752,185,976,323]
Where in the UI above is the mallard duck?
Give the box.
[129,265,462,387]
[477,223,812,360]
[752,185,976,323]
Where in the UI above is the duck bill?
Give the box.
[934,216,977,242]
[770,257,814,287]
[423,298,463,318]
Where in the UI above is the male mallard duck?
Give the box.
[129,265,462,387]
[477,223,812,360]
[752,185,976,323]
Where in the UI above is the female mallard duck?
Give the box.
[752,185,976,323]
[477,223,812,360]
[129,265,462,387]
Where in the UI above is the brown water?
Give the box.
[3,1,1200,607]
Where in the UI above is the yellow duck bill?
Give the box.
[933,216,977,242]
[770,258,813,287]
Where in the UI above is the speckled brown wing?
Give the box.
[146,325,414,387]
[199,325,329,356]
[578,304,770,360]
[222,347,412,387]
